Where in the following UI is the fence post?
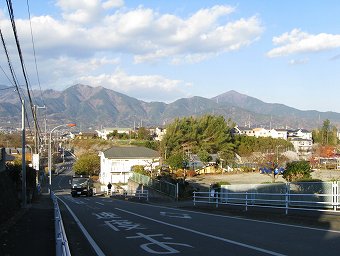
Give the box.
[193,192,196,206]
[216,192,219,208]
[176,183,179,201]
[285,183,289,215]
[245,192,248,211]
[332,181,338,211]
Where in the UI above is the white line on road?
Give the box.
[124,201,340,234]
[115,208,286,256]
[58,196,106,256]
[96,202,105,206]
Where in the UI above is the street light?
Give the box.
[48,123,76,194]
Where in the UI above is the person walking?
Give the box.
[107,182,112,196]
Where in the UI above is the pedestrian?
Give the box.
[107,182,112,195]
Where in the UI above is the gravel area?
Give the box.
[186,169,340,191]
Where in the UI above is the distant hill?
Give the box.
[0,84,339,130]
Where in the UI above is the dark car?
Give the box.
[71,176,94,197]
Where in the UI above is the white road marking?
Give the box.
[96,202,105,206]
[116,208,285,256]
[122,201,340,234]
[126,232,193,254]
[58,196,106,256]
[160,212,191,219]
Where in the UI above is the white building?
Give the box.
[288,129,312,140]
[96,127,132,140]
[233,126,255,136]
[289,138,313,155]
[271,129,288,140]
[153,127,166,141]
[99,146,160,185]
[253,128,269,138]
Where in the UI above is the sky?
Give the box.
[1,0,340,112]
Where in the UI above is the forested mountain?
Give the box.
[0,84,339,130]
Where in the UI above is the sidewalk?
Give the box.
[0,190,55,256]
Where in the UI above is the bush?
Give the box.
[174,169,185,178]
[186,170,197,177]
[283,161,312,182]
[216,181,230,187]
[131,165,150,176]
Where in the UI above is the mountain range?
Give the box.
[0,83,339,130]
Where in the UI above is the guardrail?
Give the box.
[51,192,71,256]
[193,181,340,214]
[109,189,149,201]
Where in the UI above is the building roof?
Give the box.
[103,146,160,159]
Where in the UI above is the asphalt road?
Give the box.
[52,156,340,256]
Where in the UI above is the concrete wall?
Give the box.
[0,148,5,172]
[0,171,20,224]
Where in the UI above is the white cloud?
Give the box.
[1,4,263,62]
[102,0,124,9]
[289,58,309,65]
[0,2,263,101]
[56,0,104,24]
[267,29,340,57]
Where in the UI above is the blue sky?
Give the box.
[1,0,340,112]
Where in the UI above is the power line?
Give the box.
[0,29,23,102]
[6,0,38,137]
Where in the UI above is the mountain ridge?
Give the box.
[0,84,339,130]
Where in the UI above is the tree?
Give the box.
[166,152,187,170]
[107,130,118,139]
[198,149,212,165]
[161,115,235,161]
[313,119,338,146]
[131,165,149,176]
[282,161,311,182]
[137,127,151,140]
[73,153,100,176]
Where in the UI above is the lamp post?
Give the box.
[48,123,76,194]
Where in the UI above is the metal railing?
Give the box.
[193,181,340,214]
[126,189,149,201]
[51,192,71,256]
[109,189,149,201]
[130,172,178,198]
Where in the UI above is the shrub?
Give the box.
[282,161,312,182]
[186,170,197,177]
[174,169,185,178]
[216,181,230,187]
[131,165,149,176]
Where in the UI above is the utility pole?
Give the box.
[33,105,38,154]
[21,100,26,208]
[33,105,46,153]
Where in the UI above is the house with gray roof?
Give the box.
[99,146,161,185]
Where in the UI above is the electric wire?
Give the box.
[0,29,32,132]
[26,0,45,142]
[26,0,45,107]
[6,0,38,136]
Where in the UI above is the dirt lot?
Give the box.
[186,169,340,191]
